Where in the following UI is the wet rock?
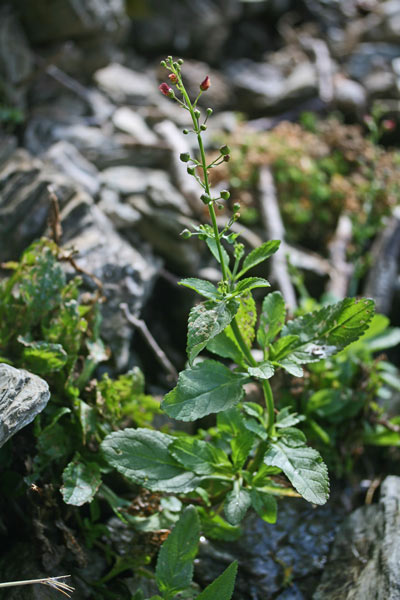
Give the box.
[60,193,161,371]
[313,476,400,600]
[196,498,343,600]
[16,0,128,44]
[94,63,156,105]
[0,363,50,448]
[44,141,100,197]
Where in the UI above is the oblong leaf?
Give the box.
[169,437,231,475]
[238,240,280,277]
[233,277,270,295]
[61,458,101,506]
[180,278,220,300]
[250,488,277,523]
[187,300,238,364]
[248,361,275,380]
[101,428,200,492]
[257,291,286,348]
[264,441,329,505]
[162,360,248,421]
[224,487,251,525]
[196,561,238,600]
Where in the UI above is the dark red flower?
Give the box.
[200,76,211,91]
[168,73,178,84]
[159,82,173,97]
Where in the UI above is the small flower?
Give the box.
[382,119,396,131]
[200,76,211,91]
[159,83,174,98]
[168,73,178,84]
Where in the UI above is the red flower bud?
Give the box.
[200,76,211,91]
[159,83,174,97]
[168,73,178,84]
[382,119,396,131]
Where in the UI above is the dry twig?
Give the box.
[0,575,74,597]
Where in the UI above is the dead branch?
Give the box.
[326,213,354,298]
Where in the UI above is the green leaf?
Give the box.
[271,335,300,360]
[276,359,303,377]
[226,293,256,349]
[224,486,251,525]
[279,427,307,447]
[19,338,68,375]
[206,238,230,271]
[162,360,248,421]
[156,505,200,597]
[257,291,286,348]
[277,298,375,363]
[237,240,280,278]
[198,508,241,541]
[169,437,232,476]
[196,561,238,600]
[101,429,201,493]
[264,441,329,505]
[233,277,270,296]
[276,407,305,429]
[206,330,244,364]
[61,457,102,506]
[231,428,255,469]
[180,278,220,300]
[250,489,277,523]
[248,361,275,380]
[187,300,238,364]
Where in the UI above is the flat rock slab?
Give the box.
[313,476,400,600]
[0,363,50,448]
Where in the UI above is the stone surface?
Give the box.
[112,106,159,144]
[60,193,161,371]
[0,6,33,106]
[94,63,156,104]
[45,141,100,196]
[313,476,400,599]
[333,75,367,116]
[0,363,50,448]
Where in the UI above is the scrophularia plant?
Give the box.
[101,57,375,527]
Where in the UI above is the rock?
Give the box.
[100,166,169,196]
[363,69,398,99]
[98,188,141,229]
[112,107,159,144]
[94,63,156,104]
[0,149,75,261]
[196,498,343,599]
[44,141,100,196]
[0,363,50,448]
[60,192,161,371]
[0,133,17,168]
[345,42,400,80]
[15,0,128,44]
[313,476,400,599]
[333,75,367,116]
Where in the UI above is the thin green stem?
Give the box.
[262,379,275,436]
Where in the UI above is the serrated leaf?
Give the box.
[276,407,305,428]
[224,487,252,525]
[243,417,268,440]
[169,437,232,475]
[61,457,102,506]
[248,361,275,380]
[180,278,220,300]
[162,360,248,421]
[187,300,238,364]
[226,293,256,349]
[196,561,238,600]
[233,277,270,295]
[101,429,201,493]
[156,505,199,597]
[264,441,329,505]
[257,291,286,348]
[277,298,375,364]
[279,427,307,447]
[238,240,280,278]
[271,335,300,360]
[206,330,244,364]
[277,359,303,377]
[206,238,230,270]
[250,489,277,523]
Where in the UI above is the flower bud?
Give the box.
[181,229,192,239]
[178,58,184,65]
[220,190,230,200]
[180,152,190,162]
[220,145,230,156]
[200,124,207,131]
[183,129,189,135]
[383,119,396,131]
[200,76,211,91]
[233,202,240,212]
[168,73,178,84]
[160,60,167,67]
[206,108,213,116]
[200,193,212,204]
[187,166,195,175]
[159,83,174,98]
[194,109,201,119]
[223,154,231,162]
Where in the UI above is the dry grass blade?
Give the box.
[0,575,74,597]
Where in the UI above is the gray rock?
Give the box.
[60,193,161,370]
[100,166,169,196]
[44,141,100,196]
[0,133,17,168]
[16,0,128,44]
[364,69,398,99]
[98,187,141,229]
[94,63,156,104]
[333,76,367,115]
[345,42,400,80]
[313,476,400,600]
[0,363,50,448]
[112,107,159,144]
